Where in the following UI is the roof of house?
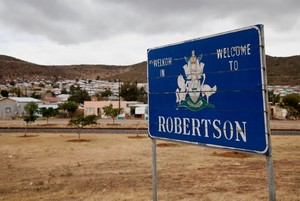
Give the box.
[38,103,59,109]
[9,97,41,103]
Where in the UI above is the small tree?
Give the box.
[68,87,91,104]
[281,94,300,119]
[23,102,38,136]
[100,89,112,99]
[39,107,59,125]
[102,104,123,124]
[120,82,147,103]
[1,90,9,97]
[120,82,139,101]
[268,90,280,105]
[9,87,22,97]
[31,92,41,99]
[69,115,98,140]
[9,80,15,86]
[58,101,78,117]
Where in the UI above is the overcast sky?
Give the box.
[0,0,299,65]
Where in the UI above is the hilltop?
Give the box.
[0,55,147,83]
[0,54,299,85]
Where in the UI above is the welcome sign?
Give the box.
[147,25,270,155]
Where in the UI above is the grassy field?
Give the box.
[0,133,299,201]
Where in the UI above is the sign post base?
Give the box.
[152,138,157,201]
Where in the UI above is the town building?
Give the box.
[269,104,287,119]
[84,100,144,119]
[0,97,41,118]
[131,103,148,120]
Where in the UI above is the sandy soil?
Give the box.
[0,133,299,201]
[0,118,148,129]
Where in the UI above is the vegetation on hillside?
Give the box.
[266,55,300,85]
[0,55,147,83]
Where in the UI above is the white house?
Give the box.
[0,97,41,118]
[132,104,148,120]
[56,94,70,102]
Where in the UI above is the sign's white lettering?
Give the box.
[152,57,172,67]
[158,116,247,142]
[216,44,251,59]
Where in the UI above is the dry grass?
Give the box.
[0,133,299,201]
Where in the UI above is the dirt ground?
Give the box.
[0,133,299,201]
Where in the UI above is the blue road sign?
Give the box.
[147,25,270,154]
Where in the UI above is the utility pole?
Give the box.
[118,79,121,110]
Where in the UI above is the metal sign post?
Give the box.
[266,147,276,201]
[261,28,276,200]
[148,25,276,200]
[152,139,157,201]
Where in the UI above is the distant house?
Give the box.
[84,101,143,118]
[42,96,61,103]
[269,104,287,119]
[56,94,70,102]
[132,104,148,120]
[38,103,59,110]
[0,97,41,118]
[37,103,59,117]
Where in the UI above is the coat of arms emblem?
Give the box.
[176,50,217,111]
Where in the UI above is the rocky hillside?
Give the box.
[0,55,147,83]
[266,55,299,85]
[0,54,299,85]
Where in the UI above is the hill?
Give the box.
[0,55,299,85]
[266,55,300,85]
[0,55,147,83]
